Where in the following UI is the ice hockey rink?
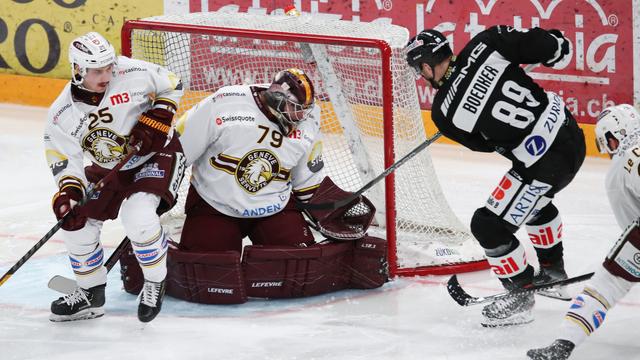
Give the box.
[1,103,639,360]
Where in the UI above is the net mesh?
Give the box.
[126,11,485,274]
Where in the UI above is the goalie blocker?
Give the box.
[120,177,388,303]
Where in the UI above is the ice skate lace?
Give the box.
[63,288,90,306]
[141,282,160,307]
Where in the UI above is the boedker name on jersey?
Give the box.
[431,26,568,168]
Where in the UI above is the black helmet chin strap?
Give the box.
[424,55,455,89]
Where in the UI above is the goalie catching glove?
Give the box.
[302,177,376,240]
[129,107,175,156]
[52,179,87,231]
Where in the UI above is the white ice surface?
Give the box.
[0,103,638,360]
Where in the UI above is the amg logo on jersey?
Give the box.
[442,42,487,116]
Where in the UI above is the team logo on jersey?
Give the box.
[82,127,127,163]
[210,149,291,194]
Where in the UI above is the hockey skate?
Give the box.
[527,339,575,360]
[481,291,534,327]
[534,262,571,301]
[50,284,106,322]
[138,279,166,323]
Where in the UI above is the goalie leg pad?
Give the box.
[166,249,247,304]
[242,242,353,298]
[350,236,388,289]
[603,221,640,282]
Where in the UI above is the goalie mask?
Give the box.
[68,32,117,86]
[263,68,315,135]
[595,104,640,155]
[405,29,452,87]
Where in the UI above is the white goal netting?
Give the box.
[124,11,486,276]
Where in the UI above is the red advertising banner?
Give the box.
[190,0,635,124]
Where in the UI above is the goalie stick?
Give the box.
[298,131,443,211]
[48,236,130,294]
[0,143,140,288]
[446,272,594,306]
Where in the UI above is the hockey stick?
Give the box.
[298,131,443,211]
[446,272,594,306]
[0,144,140,288]
[48,236,131,294]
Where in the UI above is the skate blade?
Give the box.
[481,310,534,328]
[536,286,572,301]
[49,307,105,322]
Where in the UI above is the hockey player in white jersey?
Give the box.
[45,32,185,322]
[527,104,640,360]
[118,68,388,304]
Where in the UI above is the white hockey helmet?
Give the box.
[595,104,640,155]
[68,32,117,85]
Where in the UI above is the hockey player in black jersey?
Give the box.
[405,26,586,327]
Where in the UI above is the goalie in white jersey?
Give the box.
[44,32,185,323]
[118,68,388,304]
[527,104,640,360]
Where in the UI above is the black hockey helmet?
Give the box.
[405,29,452,79]
[263,68,315,134]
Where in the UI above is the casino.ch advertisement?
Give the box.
[191,0,638,124]
[0,0,158,79]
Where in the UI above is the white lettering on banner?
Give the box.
[452,51,508,132]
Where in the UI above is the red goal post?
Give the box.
[121,12,488,277]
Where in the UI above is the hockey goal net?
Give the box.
[121,11,488,277]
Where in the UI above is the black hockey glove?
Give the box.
[543,29,570,67]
